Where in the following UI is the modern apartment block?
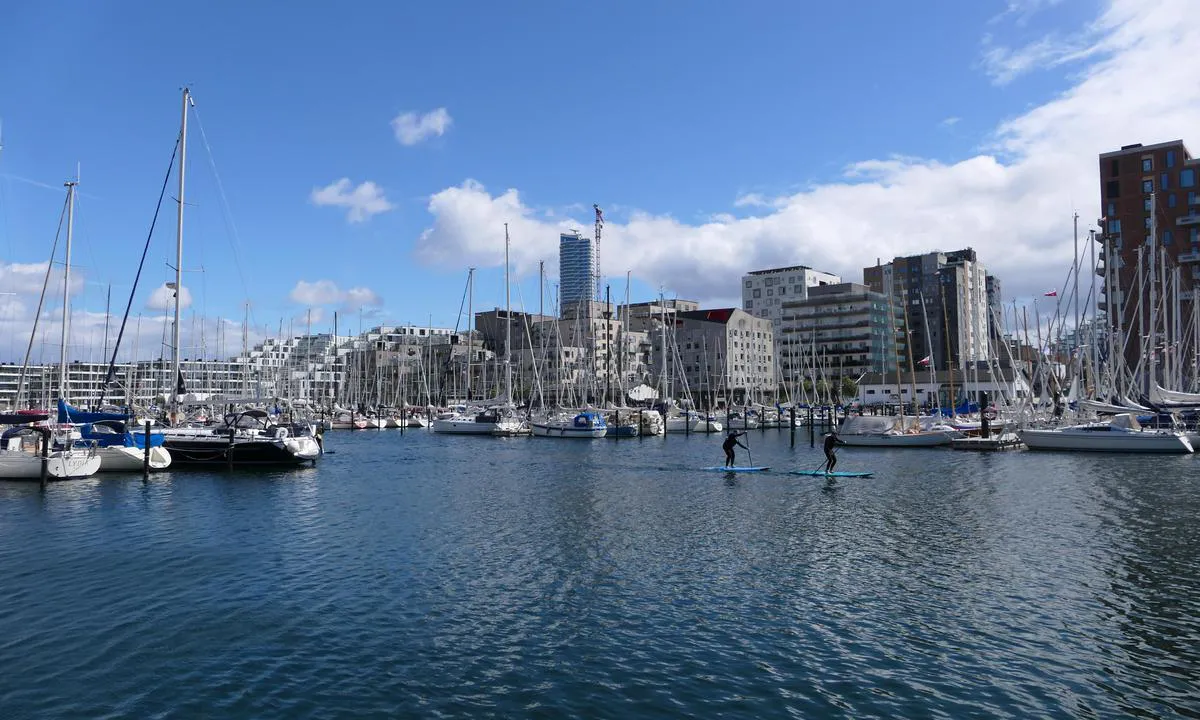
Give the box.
[1097,140,1200,371]
[663,308,775,404]
[559,231,597,316]
[778,282,904,381]
[741,265,841,339]
[863,249,993,370]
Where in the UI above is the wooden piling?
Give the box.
[143,421,152,481]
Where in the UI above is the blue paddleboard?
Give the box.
[789,470,873,478]
[702,466,770,472]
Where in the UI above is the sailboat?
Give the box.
[50,181,171,471]
[433,226,524,435]
[0,412,100,480]
[154,88,320,466]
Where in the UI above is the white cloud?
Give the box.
[413,0,1199,306]
[981,31,1104,86]
[940,116,961,127]
[310,178,395,223]
[146,283,193,312]
[289,280,382,309]
[391,108,452,146]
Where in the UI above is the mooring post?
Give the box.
[143,420,152,480]
[809,406,815,448]
[790,406,796,447]
[39,432,49,489]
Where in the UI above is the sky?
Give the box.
[1,0,1197,363]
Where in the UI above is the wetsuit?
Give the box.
[722,432,746,467]
[822,433,846,472]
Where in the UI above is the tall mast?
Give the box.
[466,267,474,401]
[171,87,191,420]
[60,179,77,400]
[504,224,512,405]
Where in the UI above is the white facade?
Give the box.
[742,265,841,338]
[660,308,775,402]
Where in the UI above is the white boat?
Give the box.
[406,414,429,428]
[0,415,102,480]
[638,409,665,436]
[836,415,959,447]
[432,407,514,435]
[1020,414,1193,454]
[91,444,172,472]
[665,411,723,433]
[530,411,608,438]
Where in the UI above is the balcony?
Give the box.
[1177,213,1200,227]
[1179,250,1200,263]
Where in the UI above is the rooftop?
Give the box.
[745,265,836,276]
[1099,139,1190,159]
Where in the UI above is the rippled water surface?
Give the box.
[2,429,1200,718]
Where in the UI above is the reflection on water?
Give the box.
[1,430,1198,718]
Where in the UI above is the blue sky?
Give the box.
[1,0,1191,362]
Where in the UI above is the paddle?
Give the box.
[745,433,753,469]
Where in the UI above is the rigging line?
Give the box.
[16,193,69,408]
[189,103,256,329]
[98,135,179,407]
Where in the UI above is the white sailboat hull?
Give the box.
[431,418,499,434]
[529,423,607,438]
[839,431,955,447]
[1020,427,1193,453]
[95,445,172,472]
[0,449,102,480]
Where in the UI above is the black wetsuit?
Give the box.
[722,432,746,466]
[823,433,846,472]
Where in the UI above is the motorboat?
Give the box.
[836,415,960,447]
[161,409,322,466]
[431,406,516,435]
[530,411,608,438]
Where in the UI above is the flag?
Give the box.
[917,355,931,366]
[1043,289,1058,297]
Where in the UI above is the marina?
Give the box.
[1,429,1197,717]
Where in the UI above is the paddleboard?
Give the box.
[789,470,873,478]
[702,466,770,473]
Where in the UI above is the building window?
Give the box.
[1107,203,1115,217]
[1145,217,1152,229]
[1169,194,1177,208]
[1144,197,1152,212]
[1182,169,1196,188]
[1163,230,1173,245]
[1106,180,1120,198]
[745,300,753,309]
[1110,159,1120,176]
[1143,158,1153,172]
[753,289,761,298]
[1190,191,1198,206]
[1190,227,1198,244]
[766,289,773,297]
[1168,151,1177,168]
[1162,173,1170,190]
[778,286,786,296]
[744,280,752,288]
[1143,179,1154,193]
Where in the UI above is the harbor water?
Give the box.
[1,429,1198,718]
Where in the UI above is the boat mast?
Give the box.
[171,87,191,422]
[504,223,512,406]
[466,267,474,401]
[60,179,77,401]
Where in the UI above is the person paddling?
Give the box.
[722,431,748,467]
[821,431,847,474]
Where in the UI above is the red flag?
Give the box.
[917,355,931,366]
[1043,289,1058,297]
